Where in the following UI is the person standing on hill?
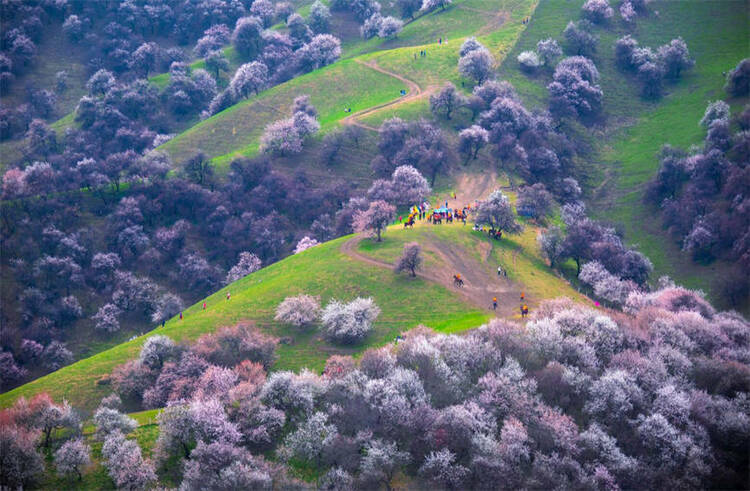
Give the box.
[492,297,497,310]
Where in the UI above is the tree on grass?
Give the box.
[536,38,562,66]
[474,190,523,234]
[658,37,694,79]
[430,83,466,120]
[275,295,320,328]
[563,20,598,57]
[54,439,91,481]
[353,200,396,241]
[518,51,542,73]
[459,48,495,85]
[205,50,230,79]
[459,125,489,163]
[538,226,565,268]
[395,242,423,277]
[321,297,381,344]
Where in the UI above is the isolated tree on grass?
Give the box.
[459,47,495,85]
[353,200,396,241]
[321,297,381,344]
[297,34,342,72]
[395,242,423,277]
[658,38,694,79]
[430,83,466,120]
[101,431,156,490]
[94,406,137,439]
[474,190,523,234]
[458,125,489,163]
[261,118,303,156]
[275,295,320,328]
[637,61,664,98]
[54,439,91,481]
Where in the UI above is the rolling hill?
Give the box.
[0,170,589,413]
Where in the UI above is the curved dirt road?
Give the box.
[341,59,429,131]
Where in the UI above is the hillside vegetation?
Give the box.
[498,0,750,303]
[0,232,491,412]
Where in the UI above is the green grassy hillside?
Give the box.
[497,0,749,303]
[0,233,491,412]
[159,58,407,167]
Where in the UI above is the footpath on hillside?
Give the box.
[341,172,534,320]
[340,59,434,131]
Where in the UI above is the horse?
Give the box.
[433,216,442,225]
[453,275,464,288]
[404,219,414,229]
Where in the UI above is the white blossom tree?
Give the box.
[275,294,320,328]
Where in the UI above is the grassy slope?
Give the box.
[358,220,588,303]
[159,0,537,169]
[159,58,406,166]
[0,234,488,412]
[496,0,749,303]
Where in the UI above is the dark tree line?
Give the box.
[645,101,750,307]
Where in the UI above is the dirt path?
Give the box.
[341,171,532,321]
[341,59,433,131]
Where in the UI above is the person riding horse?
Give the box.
[453,274,464,287]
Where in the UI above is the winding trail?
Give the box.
[341,59,432,131]
[341,171,534,320]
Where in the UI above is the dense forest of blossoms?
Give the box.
[2,283,748,489]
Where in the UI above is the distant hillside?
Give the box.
[497,0,749,307]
